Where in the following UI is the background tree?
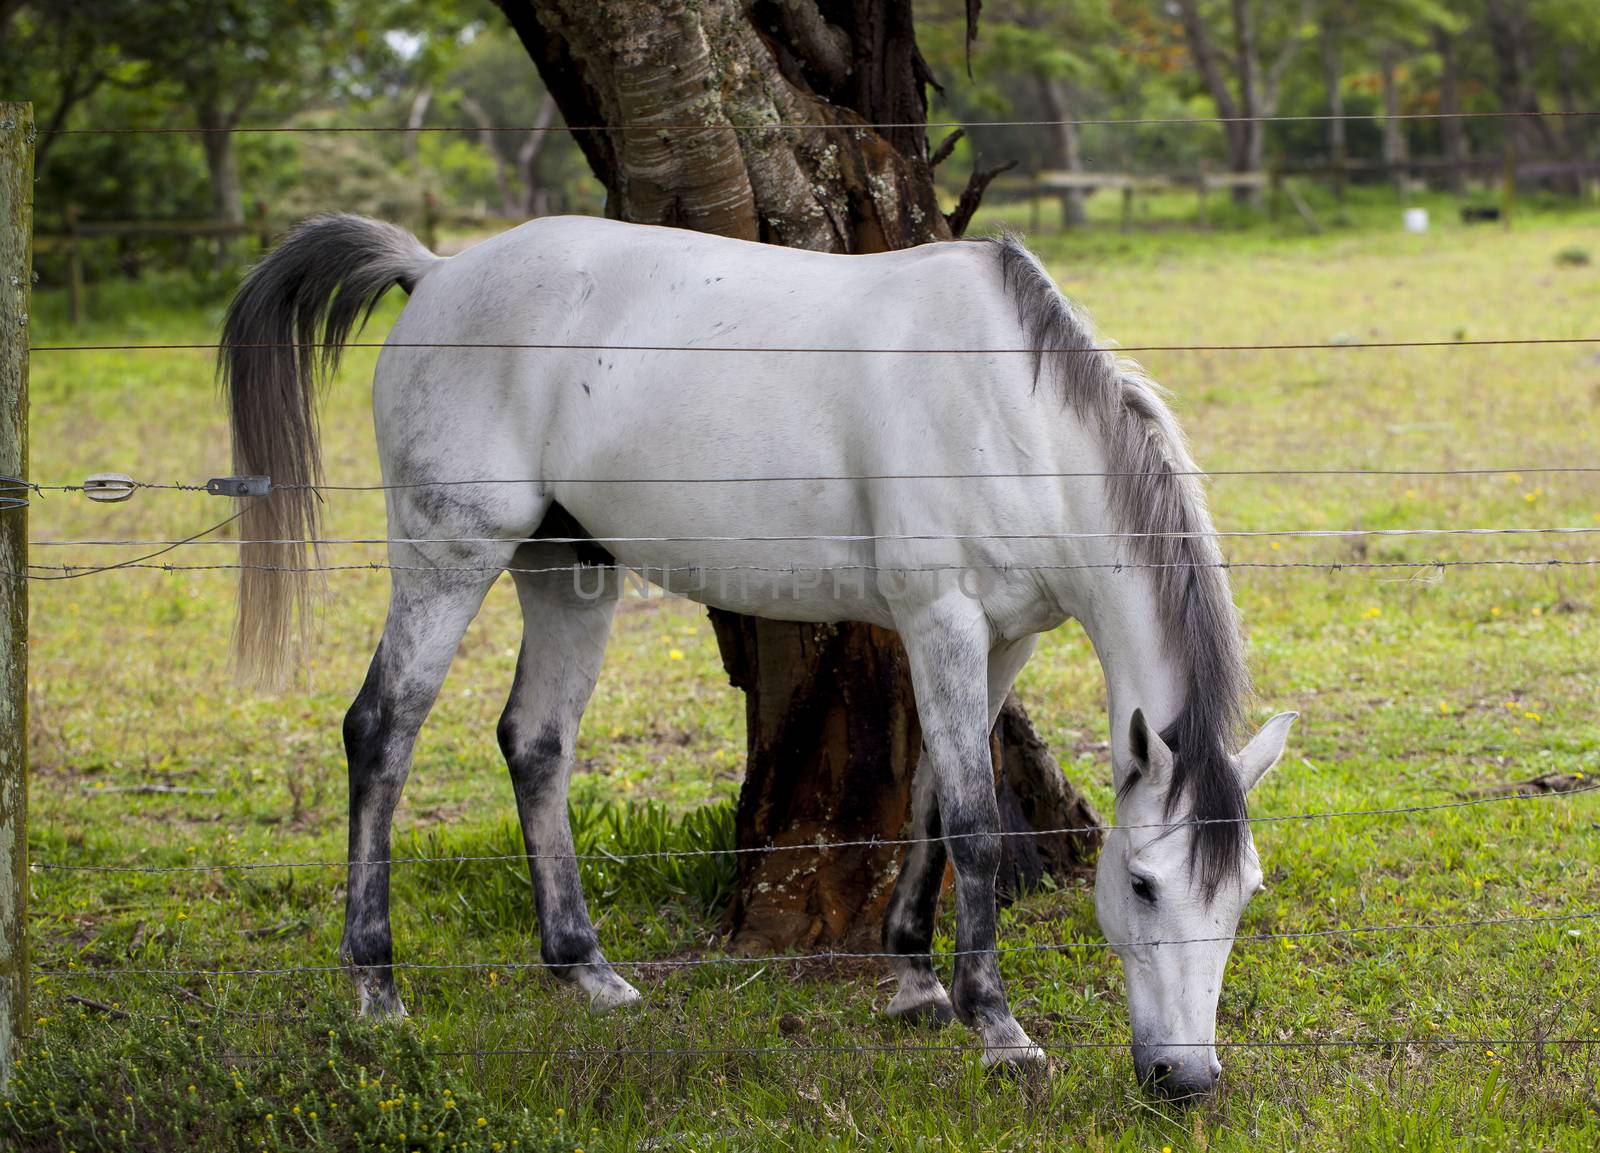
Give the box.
[922,0,1123,227]
[1173,0,1314,198]
[489,0,1102,951]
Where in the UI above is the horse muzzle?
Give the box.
[1133,1045,1222,1101]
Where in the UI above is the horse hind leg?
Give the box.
[341,561,504,1018]
[883,636,1038,1033]
[883,756,956,1026]
[499,554,638,1012]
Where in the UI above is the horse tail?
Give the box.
[219,213,442,686]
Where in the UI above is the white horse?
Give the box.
[221,214,1296,1096]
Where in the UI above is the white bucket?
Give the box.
[1403,207,1429,234]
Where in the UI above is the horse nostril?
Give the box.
[1150,1061,1174,1084]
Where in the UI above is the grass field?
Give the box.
[8,202,1600,1151]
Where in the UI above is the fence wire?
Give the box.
[19,557,1600,584]
[26,335,1600,355]
[27,465,1600,493]
[49,108,1600,137]
[31,781,1599,875]
[34,910,1600,981]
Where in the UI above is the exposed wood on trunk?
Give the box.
[492,0,1098,951]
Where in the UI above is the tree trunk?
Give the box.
[517,94,559,217]
[1320,13,1346,200]
[1484,0,1561,163]
[1177,0,1258,205]
[405,87,433,170]
[1035,77,1086,228]
[1434,27,1466,195]
[196,100,244,225]
[460,95,519,217]
[1378,47,1408,194]
[1230,0,1265,198]
[493,0,1102,951]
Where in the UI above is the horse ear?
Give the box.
[1128,708,1174,790]
[1236,711,1298,793]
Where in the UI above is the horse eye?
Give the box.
[1130,875,1157,905]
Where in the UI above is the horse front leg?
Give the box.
[896,600,1045,1070]
[499,564,638,1011]
[341,566,498,1018]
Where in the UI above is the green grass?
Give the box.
[9,202,1600,1150]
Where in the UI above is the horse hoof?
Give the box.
[352,971,407,1022]
[885,993,956,1027]
[356,991,408,1022]
[978,1018,1047,1074]
[981,1042,1049,1076]
[585,976,642,1014]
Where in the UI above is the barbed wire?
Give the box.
[48,109,1600,137]
[26,336,1600,355]
[188,1036,1600,1067]
[33,910,1600,981]
[25,464,1600,497]
[28,525,1600,548]
[19,556,1600,582]
[31,781,1599,876]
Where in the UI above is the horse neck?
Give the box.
[1075,566,1187,787]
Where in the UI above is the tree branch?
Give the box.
[1264,0,1315,113]
[928,128,963,169]
[764,1,851,91]
[946,158,1015,237]
[405,87,433,168]
[965,0,982,78]
[1175,0,1241,122]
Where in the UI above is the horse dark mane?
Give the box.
[989,233,1252,897]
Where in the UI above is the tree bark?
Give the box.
[493,0,1102,950]
[1035,77,1086,228]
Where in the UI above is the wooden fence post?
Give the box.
[0,101,33,1094]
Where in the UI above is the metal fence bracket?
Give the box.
[205,475,272,498]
